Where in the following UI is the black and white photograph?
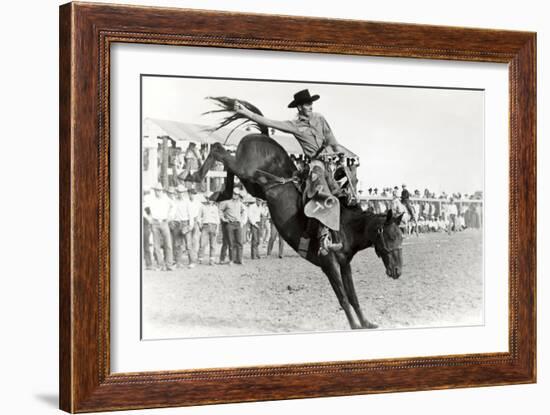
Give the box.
[3,0,545,414]
[141,75,484,339]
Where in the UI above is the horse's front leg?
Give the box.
[321,256,361,330]
[340,261,378,329]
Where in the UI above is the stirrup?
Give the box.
[328,242,343,252]
[318,231,342,256]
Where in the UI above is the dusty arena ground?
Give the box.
[142,230,483,339]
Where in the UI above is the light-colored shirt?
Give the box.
[171,199,190,221]
[249,111,336,158]
[200,204,220,225]
[447,203,458,216]
[247,203,263,226]
[240,206,248,226]
[147,194,172,221]
[188,199,202,222]
[219,199,246,223]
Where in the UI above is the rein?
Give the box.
[255,168,299,191]
[374,227,401,257]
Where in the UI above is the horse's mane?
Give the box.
[203,96,269,142]
[345,205,386,228]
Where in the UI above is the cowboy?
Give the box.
[400,184,418,229]
[142,188,154,270]
[247,198,263,259]
[171,185,195,268]
[147,183,174,271]
[234,89,353,255]
[186,188,202,268]
[198,192,220,266]
[219,189,246,265]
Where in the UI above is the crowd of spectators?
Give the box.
[143,184,284,272]
[360,184,483,235]
[145,141,483,270]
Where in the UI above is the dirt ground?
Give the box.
[142,230,483,339]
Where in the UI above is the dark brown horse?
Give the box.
[186,98,404,329]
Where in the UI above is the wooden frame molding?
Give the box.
[59,2,536,412]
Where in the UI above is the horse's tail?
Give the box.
[203,96,269,142]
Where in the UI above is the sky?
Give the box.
[142,75,484,195]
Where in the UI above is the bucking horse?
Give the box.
[185,97,404,329]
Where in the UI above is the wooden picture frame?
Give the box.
[59,2,536,412]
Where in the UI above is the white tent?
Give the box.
[144,118,305,154]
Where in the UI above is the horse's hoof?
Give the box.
[364,322,378,329]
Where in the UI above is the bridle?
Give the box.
[374,226,402,257]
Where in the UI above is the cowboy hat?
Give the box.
[288,89,320,108]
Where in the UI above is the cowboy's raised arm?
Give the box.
[234,102,300,136]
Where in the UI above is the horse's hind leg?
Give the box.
[321,256,361,330]
[186,142,265,199]
[186,143,242,182]
[340,261,378,329]
[216,171,235,201]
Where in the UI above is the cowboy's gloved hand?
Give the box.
[234,101,252,117]
[233,101,245,114]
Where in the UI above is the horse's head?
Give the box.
[374,209,404,279]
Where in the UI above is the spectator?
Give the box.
[240,193,249,243]
[147,183,174,271]
[446,199,458,234]
[186,189,202,268]
[142,189,154,270]
[247,198,263,259]
[170,185,194,268]
[400,184,418,234]
[267,218,285,259]
[260,201,270,244]
[219,189,246,265]
[218,205,232,265]
[198,193,220,266]
[457,213,466,231]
